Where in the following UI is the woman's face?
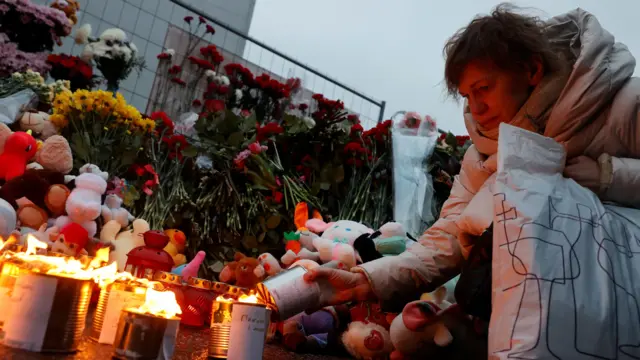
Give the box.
[458,60,542,130]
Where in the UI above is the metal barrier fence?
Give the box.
[36,0,386,129]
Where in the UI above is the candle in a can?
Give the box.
[0,261,22,336]
[90,280,147,344]
[256,266,327,320]
[2,272,93,353]
[183,277,214,327]
[228,302,269,360]
[112,309,180,360]
[209,296,233,359]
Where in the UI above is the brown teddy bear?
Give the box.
[218,252,267,289]
[50,0,80,25]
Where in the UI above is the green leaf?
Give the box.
[71,132,90,162]
[333,166,345,183]
[227,132,244,147]
[181,146,199,158]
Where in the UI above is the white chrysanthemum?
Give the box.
[75,24,92,45]
[205,70,216,79]
[215,75,230,86]
[80,43,95,62]
[302,116,316,129]
[11,72,23,80]
[165,49,175,57]
[235,89,243,102]
[100,28,127,42]
[129,42,138,55]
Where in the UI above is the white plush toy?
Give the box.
[0,198,17,239]
[55,172,107,238]
[305,219,374,269]
[101,219,149,271]
[101,194,134,228]
[79,163,108,181]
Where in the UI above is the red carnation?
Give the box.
[184,16,193,24]
[199,16,206,24]
[206,24,215,34]
[205,99,225,113]
[171,78,186,86]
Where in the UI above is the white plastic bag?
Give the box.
[490,123,640,359]
[0,89,37,125]
[392,129,438,236]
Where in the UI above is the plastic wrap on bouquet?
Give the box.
[392,112,438,236]
[490,123,640,360]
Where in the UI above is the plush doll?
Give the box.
[0,198,17,239]
[280,305,350,353]
[55,172,107,238]
[280,231,320,266]
[388,301,487,360]
[219,252,266,288]
[354,222,416,263]
[341,301,397,359]
[51,222,89,256]
[19,223,59,247]
[171,251,206,280]
[257,252,283,276]
[305,219,374,269]
[164,229,187,267]
[0,169,66,210]
[101,194,134,228]
[420,276,459,308]
[19,110,58,140]
[50,0,80,25]
[101,219,150,271]
[0,129,38,181]
[79,163,108,181]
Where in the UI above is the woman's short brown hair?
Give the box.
[443,3,563,99]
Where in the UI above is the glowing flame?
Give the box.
[129,288,182,319]
[238,294,260,304]
[215,295,234,303]
[26,234,47,255]
[0,234,16,253]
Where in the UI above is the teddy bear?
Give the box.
[55,172,107,238]
[19,110,58,140]
[101,194,134,228]
[0,123,72,176]
[100,219,150,271]
[50,0,80,25]
[79,163,108,181]
[219,252,266,289]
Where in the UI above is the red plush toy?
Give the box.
[0,130,38,181]
[51,223,90,256]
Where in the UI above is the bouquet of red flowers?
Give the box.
[47,54,95,91]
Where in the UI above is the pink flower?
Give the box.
[248,142,268,154]
[234,149,252,169]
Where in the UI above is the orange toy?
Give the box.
[0,130,37,181]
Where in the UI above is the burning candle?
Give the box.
[113,288,181,360]
[2,272,94,353]
[227,302,269,360]
[0,236,115,353]
[209,295,234,359]
[90,280,147,344]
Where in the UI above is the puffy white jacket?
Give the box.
[356,8,640,311]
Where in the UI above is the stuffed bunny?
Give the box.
[55,172,107,238]
[305,219,374,269]
[100,219,150,271]
[101,194,134,228]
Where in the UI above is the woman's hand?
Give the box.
[564,156,600,193]
[303,268,376,311]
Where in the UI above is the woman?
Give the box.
[305,4,640,317]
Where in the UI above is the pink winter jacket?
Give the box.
[356,8,640,311]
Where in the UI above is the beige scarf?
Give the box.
[465,71,571,156]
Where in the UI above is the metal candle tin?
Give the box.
[0,261,23,335]
[256,266,324,320]
[227,302,269,360]
[113,309,180,360]
[208,299,233,359]
[211,281,253,299]
[2,272,93,353]
[182,277,215,327]
[89,280,147,344]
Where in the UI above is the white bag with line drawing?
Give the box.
[490,123,640,360]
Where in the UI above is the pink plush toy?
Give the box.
[55,172,107,238]
[389,301,470,360]
[179,251,206,280]
[257,252,283,276]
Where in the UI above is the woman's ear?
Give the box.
[527,55,544,86]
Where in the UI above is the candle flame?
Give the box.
[129,288,182,319]
[215,295,234,303]
[26,234,47,255]
[238,294,260,304]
